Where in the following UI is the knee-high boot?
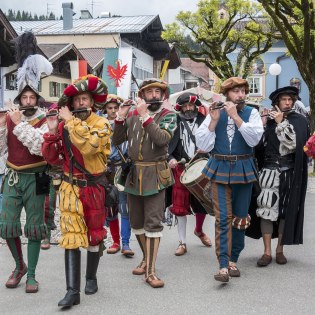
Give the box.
[58,249,81,308]
[85,251,100,295]
[145,237,164,288]
[132,234,147,275]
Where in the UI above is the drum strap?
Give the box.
[179,116,196,145]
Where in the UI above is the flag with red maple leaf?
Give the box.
[107,60,128,87]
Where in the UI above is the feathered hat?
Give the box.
[58,74,108,111]
[13,31,53,104]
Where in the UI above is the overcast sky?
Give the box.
[1,0,200,25]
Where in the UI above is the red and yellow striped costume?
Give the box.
[42,113,112,249]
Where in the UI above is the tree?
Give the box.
[162,0,276,80]
[16,10,22,21]
[257,0,315,130]
[7,9,15,21]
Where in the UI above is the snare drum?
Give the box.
[180,158,214,216]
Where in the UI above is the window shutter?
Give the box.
[49,82,53,97]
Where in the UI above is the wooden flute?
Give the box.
[0,106,39,113]
[45,108,92,117]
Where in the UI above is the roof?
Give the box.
[180,58,210,83]
[38,43,69,60]
[38,43,92,73]
[79,48,104,69]
[11,15,158,35]
[0,9,18,66]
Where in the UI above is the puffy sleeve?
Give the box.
[65,117,112,157]
[195,115,216,152]
[13,121,48,156]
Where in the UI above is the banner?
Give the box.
[160,60,170,80]
[69,60,88,82]
[102,47,132,99]
[102,48,119,95]
[117,47,132,99]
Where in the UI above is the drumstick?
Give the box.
[177,158,186,165]
[187,151,199,167]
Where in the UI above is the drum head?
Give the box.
[114,166,125,192]
[180,159,208,184]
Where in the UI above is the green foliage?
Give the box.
[257,0,315,131]
[162,0,276,80]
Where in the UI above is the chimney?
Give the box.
[62,2,75,30]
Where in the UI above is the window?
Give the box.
[185,81,198,89]
[49,82,61,97]
[6,74,17,90]
[38,80,42,92]
[248,76,263,96]
[61,83,68,92]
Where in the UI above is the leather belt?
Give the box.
[210,154,253,162]
[63,175,87,188]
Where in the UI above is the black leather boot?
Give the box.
[58,249,81,308]
[85,251,100,295]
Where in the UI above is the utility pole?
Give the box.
[46,3,55,19]
[88,0,102,18]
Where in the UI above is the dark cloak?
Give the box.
[246,112,310,245]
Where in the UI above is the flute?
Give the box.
[260,108,293,117]
[0,106,39,113]
[46,108,92,117]
[211,100,245,110]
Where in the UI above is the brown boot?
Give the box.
[145,237,164,288]
[132,234,147,275]
[6,263,27,288]
[175,243,187,256]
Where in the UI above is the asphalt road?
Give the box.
[0,180,314,315]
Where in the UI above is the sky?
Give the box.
[1,0,200,25]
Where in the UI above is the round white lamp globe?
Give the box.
[269,63,282,76]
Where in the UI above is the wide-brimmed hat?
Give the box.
[269,86,299,105]
[58,75,108,110]
[220,77,249,95]
[174,92,202,111]
[13,82,45,104]
[138,78,170,99]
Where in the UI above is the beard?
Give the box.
[23,108,37,117]
[148,102,162,112]
[75,108,91,121]
[179,108,198,120]
[145,97,162,113]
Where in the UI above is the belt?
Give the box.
[210,154,253,162]
[63,175,87,188]
[133,161,166,166]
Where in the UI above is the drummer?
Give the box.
[167,92,212,256]
[195,77,264,283]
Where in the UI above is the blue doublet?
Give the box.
[202,105,257,184]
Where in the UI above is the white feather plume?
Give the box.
[16,54,53,92]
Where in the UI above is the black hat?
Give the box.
[269,86,299,105]
[175,92,202,111]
